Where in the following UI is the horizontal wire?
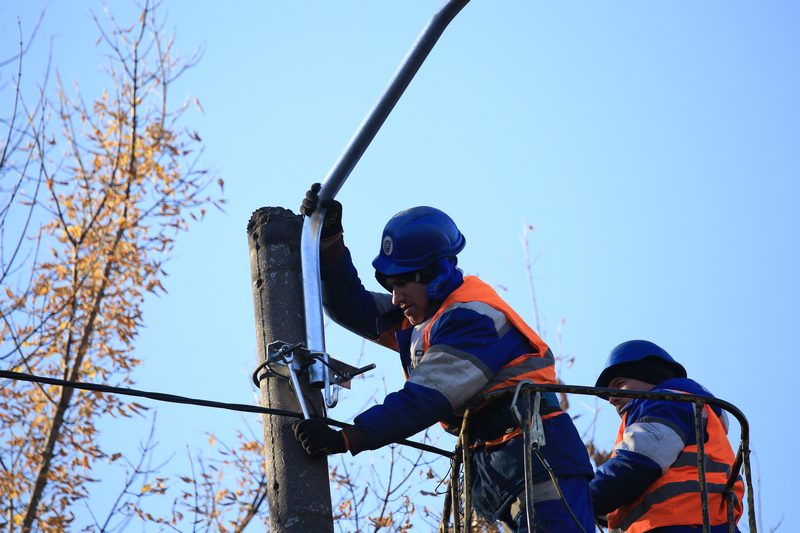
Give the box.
[0,369,452,458]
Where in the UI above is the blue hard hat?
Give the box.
[372,206,466,277]
[595,340,687,387]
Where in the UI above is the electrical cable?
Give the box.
[251,342,304,386]
[532,448,587,533]
[0,369,452,458]
[250,359,289,387]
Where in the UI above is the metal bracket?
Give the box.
[511,380,546,532]
[301,351,372,388]
[511,380,546,448]
[263,340,375,419]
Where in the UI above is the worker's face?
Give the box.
[607,377,655,416]
[386,277,430,325]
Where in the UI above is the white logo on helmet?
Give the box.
[382,236,393,256]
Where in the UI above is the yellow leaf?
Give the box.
[141,483,152,493]
[208,435,215,446]
[66,225,82,239]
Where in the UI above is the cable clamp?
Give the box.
[511,380,546,449]
[252,340,375,418]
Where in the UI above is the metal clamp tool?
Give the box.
[258,340,376,419]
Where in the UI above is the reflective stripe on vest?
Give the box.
[608,399,744,533]
[420,276,557,400]
[670,451,732,475]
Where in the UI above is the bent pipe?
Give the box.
[300,0,470,409]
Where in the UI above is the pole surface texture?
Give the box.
[247,207,333,532]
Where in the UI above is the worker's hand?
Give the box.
[292,417,348,455]
[300,183,343,239]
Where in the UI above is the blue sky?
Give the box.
[3,1,799,531]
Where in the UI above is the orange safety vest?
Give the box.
[607,400,744,532]
[376,275,562,444]
[420,276,558,397]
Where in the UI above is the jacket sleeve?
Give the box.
[590,450,663,515]
[349,381,454,452]
[320,245,398,344]
[590,398,692,515]
[349,303,520,453]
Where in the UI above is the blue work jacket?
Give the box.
[321,247,593,521]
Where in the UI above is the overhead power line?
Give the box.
[0,368,452,458]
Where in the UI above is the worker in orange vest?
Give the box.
[293,184,595,532]
[591,340,744,532]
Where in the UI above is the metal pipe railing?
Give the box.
[461,408,474,530]
[300,0,471,410]
[520,388,537,532]
[440,383,755,533]
[694,400,711,532]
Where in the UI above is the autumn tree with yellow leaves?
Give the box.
[0,3,236,530]
[0,4,442,530]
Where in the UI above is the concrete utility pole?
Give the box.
[247,207,333,532]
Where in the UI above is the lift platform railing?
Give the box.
[439,383,755,533]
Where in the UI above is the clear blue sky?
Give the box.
[3,1,798,531]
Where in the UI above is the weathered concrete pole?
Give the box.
[247,206,333,532]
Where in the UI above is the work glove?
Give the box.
[292,417,348,455]
[300,182,343,239]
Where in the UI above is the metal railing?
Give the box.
[439,382,755,533]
